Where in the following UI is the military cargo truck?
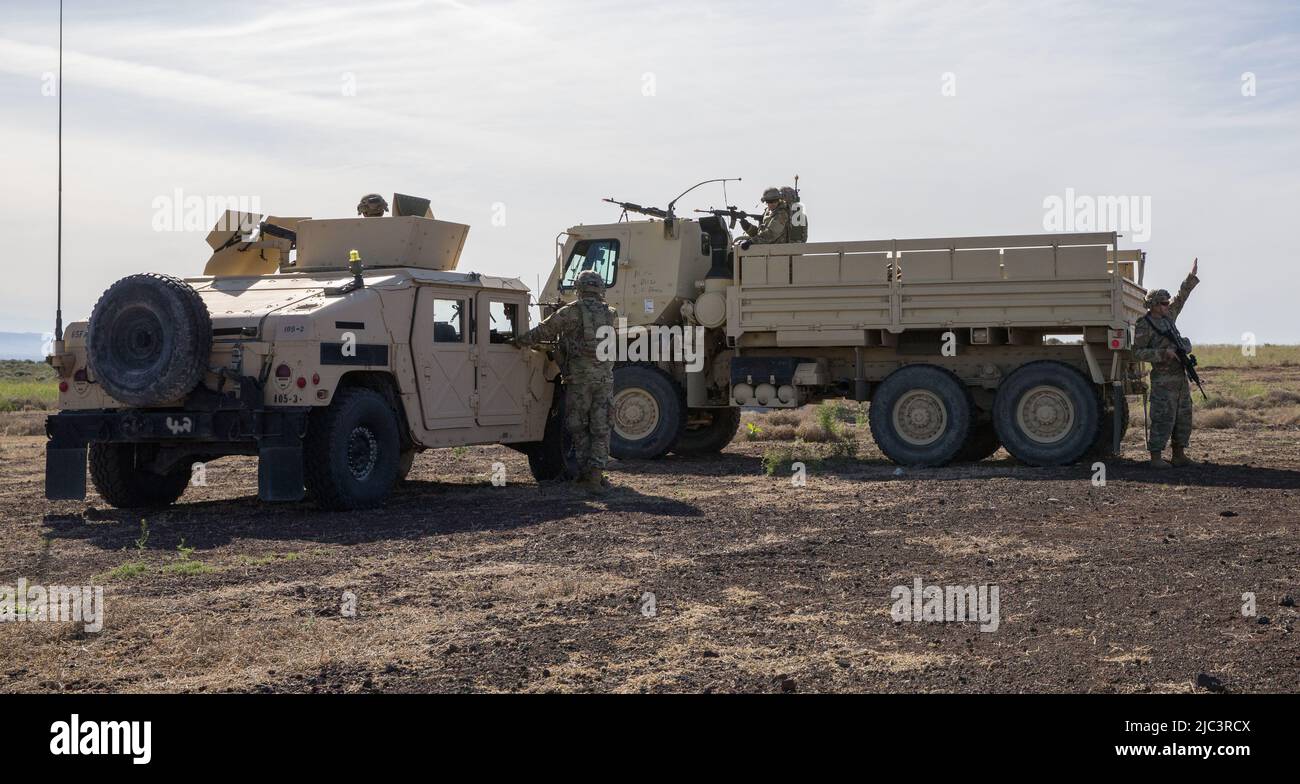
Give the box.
[45,201,570,510]
[540,211,1148,467]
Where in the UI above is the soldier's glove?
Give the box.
[735,238,753,250]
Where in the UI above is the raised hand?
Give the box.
[1191,257,1198,277]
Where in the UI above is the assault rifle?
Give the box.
[693,206,765,229]
[1142,314,1208,400]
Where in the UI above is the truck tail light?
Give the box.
[59,381,69,392]
[1110,329,1126,350]
[275,363,292,380]
[296,376,307,389]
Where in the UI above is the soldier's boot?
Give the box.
[580,468,609,494]
[1171,446,1196,467]
[1149,450,1172,469]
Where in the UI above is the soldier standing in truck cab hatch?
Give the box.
[511,270,617,493]
[1133,258,1201,469]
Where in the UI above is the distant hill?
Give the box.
[0,332,49,361]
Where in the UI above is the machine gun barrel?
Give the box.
[603,198,671,220]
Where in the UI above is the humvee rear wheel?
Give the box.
[396,448,417,482]
[610,365,684,460]
[88,273,212,407]
[88,443,190,509]
[993,361,1101,466]
[868,365,972,466]
[305,387,401,510]
[672,407,742,455]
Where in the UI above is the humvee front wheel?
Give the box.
[527,385,579,482]
[993,361,1101,466]
[868,365,973,467]
[89,443,190,509]
[610,365,684,460]
[304,387,401,510]
[672,407,741,455]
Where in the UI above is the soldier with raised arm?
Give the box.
[1133,258,1201,468]
[512,270,617,492]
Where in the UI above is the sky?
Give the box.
[1,0,1297,343]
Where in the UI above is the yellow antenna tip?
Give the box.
[348,249,361,263]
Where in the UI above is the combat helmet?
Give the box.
[1144,289,1172,309]
[357,193,389,217]
[760,186,783,203]
[575,270,606,295]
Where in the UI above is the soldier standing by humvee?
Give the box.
[739,186,793,245]
[1133,258,1200,468]
[512,270,617,492]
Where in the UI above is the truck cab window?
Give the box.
[560,239,619,289]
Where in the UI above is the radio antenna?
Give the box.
[54,0,64,342]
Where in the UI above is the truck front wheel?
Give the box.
[672,407,741,455]
[868,365,973,467]
[304,387,401,510]
[610,365,684,460]
[89,443,190,508]
[993,361,1101,466]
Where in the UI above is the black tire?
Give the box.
[672,407,742,455]
[610,365,684,460]
[88,443,190,509]
[868,365,973,467]
[1089,394,1130,458]
[397,448,417,482]
[527,385,580,482]
[88,273,212,407]
[304,387,401,510]
[993,361,1102,466]
[955,419,1002,462]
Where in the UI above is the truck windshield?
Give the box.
[560,239,619,290]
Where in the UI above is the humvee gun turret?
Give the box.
[45,199,569,510]
[542,205,1150,468]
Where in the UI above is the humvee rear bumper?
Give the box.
[45,408,309,503]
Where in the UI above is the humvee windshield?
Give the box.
[560,239,619,289]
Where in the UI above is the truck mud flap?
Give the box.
[45,446,88,501]
[258,444,305,502]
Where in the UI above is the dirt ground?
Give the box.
[2,366,1298,693]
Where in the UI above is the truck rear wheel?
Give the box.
[304,387,401,510]
[88,273,212,407]
[610,365,684,460]
[868,365,973,467]
[89,443,190,508]
[993,361,1101,466]
[672,407,741,455]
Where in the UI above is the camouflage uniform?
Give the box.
[781,186,808,242]
[515,271,616,486]
[744,202,793,245]
[1133,273,1199,454]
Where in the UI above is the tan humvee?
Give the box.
[542,206,1149,467]
[46,197,569,510]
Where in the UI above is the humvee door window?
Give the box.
[488,301,520,344]
[560,239,619,289]
[433,299,464,343]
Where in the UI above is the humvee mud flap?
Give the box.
[44,408,309,503]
